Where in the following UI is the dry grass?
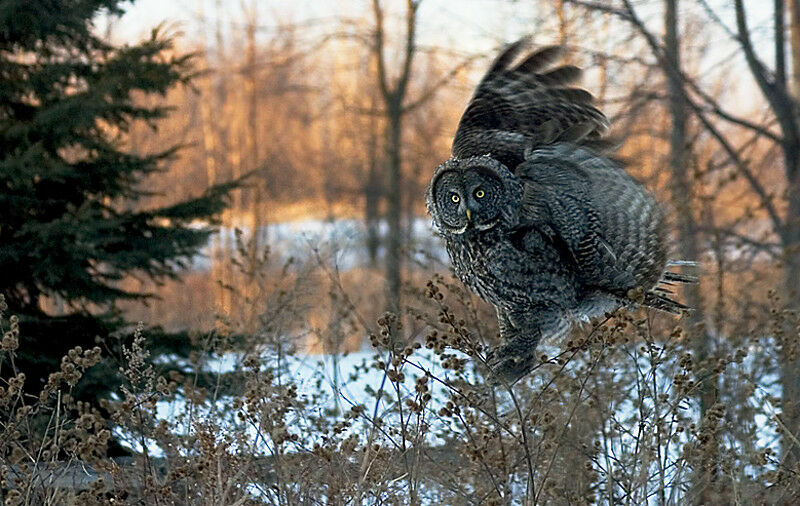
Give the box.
[2,240,799,505]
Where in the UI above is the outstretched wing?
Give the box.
[452,38,609,168]
[516,145,668,294]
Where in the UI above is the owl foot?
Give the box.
[485,345,538,386]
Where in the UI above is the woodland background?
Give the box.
[2,0,800,504]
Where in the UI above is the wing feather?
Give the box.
[515,45,565,73]
[451,39,609,168]
[538,65,582,86]
[515,145,668,292]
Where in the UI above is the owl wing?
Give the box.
[515,150,619,287]
[451,38,610,169]
[515,145,668,293]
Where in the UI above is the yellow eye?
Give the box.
[451,194,460,203]
[475,189,485,198]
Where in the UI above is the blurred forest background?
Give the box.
[4,0,800,504]
[101,0,786,340]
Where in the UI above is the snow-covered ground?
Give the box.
[190,217,449,272]
[110,336,783,506]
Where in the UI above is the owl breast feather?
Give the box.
[445,227,580,312]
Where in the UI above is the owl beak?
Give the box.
[465,209,472,221]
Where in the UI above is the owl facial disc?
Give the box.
[426,157,520,236]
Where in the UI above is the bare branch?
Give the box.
[566,0,784,143]
[696,226,782,257]
[402,54,481,113]
[776,0,788,92]
[733,0,785,118]
[396,0,421,98]
[696,0,737,38]
[692,106,785,235]
[371,0,390,100]
[695,97,782,143]
[567,0,630,19]
[733,0,800,167]
[568,0,786,235]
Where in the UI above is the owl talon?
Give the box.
[485,346,537,386]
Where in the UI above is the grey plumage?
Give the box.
[426,39,692,384]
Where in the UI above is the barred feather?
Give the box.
[643,292,690,315]
[428,38,695,384]
[452,40,609,168]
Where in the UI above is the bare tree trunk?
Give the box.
[556,0,569,46]
[365,91,382,268]
[384,101,403,314]
[782,0,800,458]
[243,4,263,251]
[781,0,800,470]
[371,0,419,314]
[198,1,228,321]
[215,0,236,320]
[664,1,716,501]
[364,174,381,268]
[782,158,800,471]
[200,75,224,319]
[404,163,421,250]
[790,0,800,99]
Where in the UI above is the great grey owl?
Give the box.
[426,39,693,384]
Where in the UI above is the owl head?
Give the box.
[426,155,522,236]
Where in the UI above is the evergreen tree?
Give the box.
[0,1,236,404]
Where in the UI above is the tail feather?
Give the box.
[662,271,698,284]
[644,260,699,314]
[652,286,675,295]
[643,291,690,315]
[667,260,699,267]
